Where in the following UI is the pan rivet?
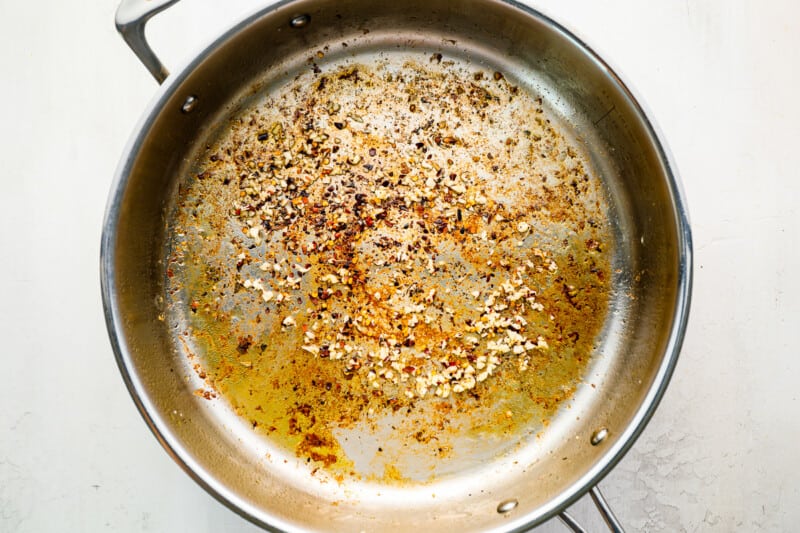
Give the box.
[497,499,518,514]
[290,14,311,28]
[181,95,198,114]
[591,427,608,446]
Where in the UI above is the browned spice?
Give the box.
[166,55,611,481]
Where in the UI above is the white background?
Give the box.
[1,0,797,531]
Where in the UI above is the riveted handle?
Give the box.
[115,0,182,84]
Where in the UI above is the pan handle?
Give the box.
[558,486,624,533]
[115,0,182,84]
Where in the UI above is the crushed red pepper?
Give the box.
[166,54,612,480]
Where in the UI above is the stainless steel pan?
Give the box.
[102,0,692,530]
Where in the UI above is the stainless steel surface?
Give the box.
[557,486,623,532]
[102,0,692,531]
[558,511,587,533]
[115,0,181,83]
[590,486,624,532]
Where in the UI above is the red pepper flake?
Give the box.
[237,335,253,354]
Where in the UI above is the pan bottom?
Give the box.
[165,43,625,503]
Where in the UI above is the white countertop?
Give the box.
[1,0,797,531]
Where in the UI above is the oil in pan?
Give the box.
[166,50,612,485]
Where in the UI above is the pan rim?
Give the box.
[100,0,693,530]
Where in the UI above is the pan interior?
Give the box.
[168,46,617,486]
[107,1,684,530]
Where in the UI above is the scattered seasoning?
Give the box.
[204,59,607,400]
[168,54,612,473]
[237,335,253,353]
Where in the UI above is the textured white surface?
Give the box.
[1,0,798,531]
